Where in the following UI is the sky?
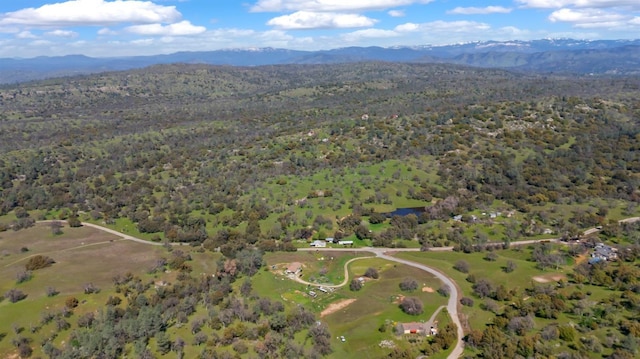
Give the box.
[0,0,638,58]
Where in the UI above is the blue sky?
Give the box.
[0,0,638,58]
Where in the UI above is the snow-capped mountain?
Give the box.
[1,39,638,83]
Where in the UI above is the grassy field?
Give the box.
[396,248,566,330]
[2,219,635,358]
[260,252,452,358]
[395,246,639,358]
[325,259,448,358]
[0,223,211,358]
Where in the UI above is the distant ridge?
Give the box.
[1,39,638,83]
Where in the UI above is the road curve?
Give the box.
[291,255,375,288]
[301,247,465,359]
[377,251,465,359]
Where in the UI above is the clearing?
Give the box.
[321,298,357,317]
[532,274,566,283]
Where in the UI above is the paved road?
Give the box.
[377,250,465,359]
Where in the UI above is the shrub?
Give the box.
[65,297,79,309]
[558,324,576,342]
[106,296,122,306]
[67,215,82,227]
[15,270,33,284]
[399,297,423,315]
[233,340,248,354]
[484,251,498,261]
[83,283,100,294]
[369,213,386,224]
[25,255,55,271]
[472,278,495,298]
[5,289,27,303]
[504,260,517,273]
[46,287,59,297]
[460,297,474,307]
[437,285,451,297]
[399,277,419,292]
[541,325,559,340]
[349,279,363,291]
[453,260,470,273]
[364,267,379,279]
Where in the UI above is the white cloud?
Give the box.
[0,0,182,27]
[251,0,434,13]
[126,20,206,35]
[395,20,491,33]
[394,22,420,32]
[548,7,639,28]
[16,31,37,39]
[388,10,406,17]
[45,29,79,38]
[30,40,54,46]
[341,28,399,42]
[495,26,531,36]
[131,38,154,45]
[267,11,376,29]
[98,28,117,35]
[516,0,640,9]
[447,6,512,15]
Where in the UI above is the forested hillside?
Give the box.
[1,62,640,359]
[1,63,638,248]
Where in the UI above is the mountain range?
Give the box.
[1,38,638,83]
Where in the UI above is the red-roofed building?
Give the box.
[398,322,426,335]
[285,262,302,275]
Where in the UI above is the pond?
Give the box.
[384,207,427,217]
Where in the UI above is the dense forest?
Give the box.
[0,62,639,358]
[1,63,638,250]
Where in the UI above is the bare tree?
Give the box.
[5,289,27,303]
[350,279,363,291]
[453,260,470,273]
[399,297,423,315]
[364,267,379,279]
[399,277,419,292]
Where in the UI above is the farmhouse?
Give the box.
[589,243,617,264]
[398,322,426,335]
[285,262,302,275]
[310,240,327,248]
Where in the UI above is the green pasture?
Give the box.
[396,248,571,330]
[261,252,452,358]
[325,259,448,358]
[0,223,186,357]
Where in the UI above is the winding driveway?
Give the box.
[290,255,375,288]
[300,247,465,359]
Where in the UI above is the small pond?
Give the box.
[384,207,427,217]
